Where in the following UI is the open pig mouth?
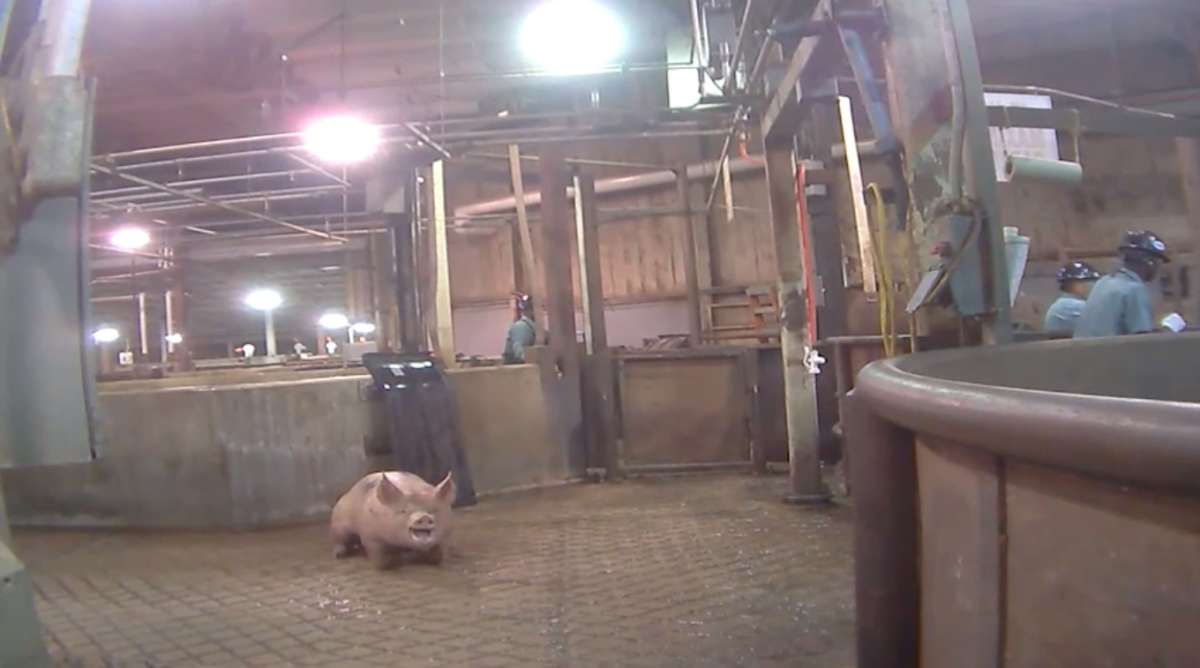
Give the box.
[410,527,435,541]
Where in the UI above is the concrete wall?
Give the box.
[1,366,570,529]
[449,365,566,494]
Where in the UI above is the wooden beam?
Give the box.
[677,166,704,345]
[838,95,878,295]
[575,173,620,477]
[507,144,545,340]
[763,141,827,503]
[430,160,455,367]
[761,0,832,142]
[574,174,607,353]
[539,147,587,476]
[1177,138,1200,324]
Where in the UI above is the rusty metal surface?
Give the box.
[856,335,1200,492]
[915,438,1002,668]
[843,393,917,668]
[17,475,856,667]
[617,353,754,468]
[1004,461,1200,667]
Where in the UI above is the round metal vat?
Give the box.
[846,334,1200,668]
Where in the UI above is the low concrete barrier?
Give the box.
[2,365,569,529]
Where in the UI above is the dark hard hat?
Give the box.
[1120,230,1170,262]
[1056,261,1101,284]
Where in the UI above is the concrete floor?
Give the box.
[14,475,855,667]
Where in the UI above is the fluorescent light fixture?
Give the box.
[318,312,351,330]
[244,288,283,312]
[351,322,377,335]
[302,115,382,165]
[92,327,120,344]
[110,226,151,251]
[521,0,625,75]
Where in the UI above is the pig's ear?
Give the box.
[435,472,456,502]
[376,474,404,504]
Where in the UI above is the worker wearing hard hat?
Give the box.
[502,293,537,364]
[1074,231,1186,337]
[1043,261,1101,336]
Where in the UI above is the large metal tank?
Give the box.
[846,334,1200,668]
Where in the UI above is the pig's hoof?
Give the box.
[333,544,352,560]
[421,545,445,565]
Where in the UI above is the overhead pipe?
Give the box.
[454,155,766,220]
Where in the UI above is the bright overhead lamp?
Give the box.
[319,312,351,330]
[92,327,120,344]
[165,333,184,345]
[244,288,283,312]
[110,226,151,251]
[302,115,382,165]
[351,322,377,335]
[520,0,625,75]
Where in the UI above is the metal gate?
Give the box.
[614,349,761,474]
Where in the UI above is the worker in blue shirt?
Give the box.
[1043,261,1101,336]
[502,293,538,364]
[1074,231,1171,338]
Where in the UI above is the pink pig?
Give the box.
[330,471,455,569]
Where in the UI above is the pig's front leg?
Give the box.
[363,540,401,571]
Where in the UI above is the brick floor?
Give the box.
[14,474,855,667]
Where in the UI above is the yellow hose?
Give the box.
[866,183,898,357]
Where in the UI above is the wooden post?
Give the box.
[677,165,704,345]
[687,169,716,334]
[574,174,607,353]
[575,173,620,477]
[431,160,456,366]
[508,144,546,340]
[1178,139,1200,323]
[539,147,587,476]
[764,140,828,504]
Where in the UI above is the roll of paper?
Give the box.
[1005,156,1084,186]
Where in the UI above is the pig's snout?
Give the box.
[408,513,437,544]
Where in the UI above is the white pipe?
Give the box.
[164,290,176,356]
[137,292,149,357]
[454,156,766,220]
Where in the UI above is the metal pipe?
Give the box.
[287,153,351,187]
[461,128,729,149]
[38,0,92,77]
[455,155,766,219]
[463,152,672,172]
[90,163,347,242]
[724,0,756,95]
[92,170,322,198]
[131,184,351,213]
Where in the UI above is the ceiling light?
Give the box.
[318,312,351,330]
[244,288,283,312]
[110,226,151,251]
[92,327,120,344]
[302,115,382,165]
[165,333,184,345]
[521,0,625,75]
[351,322,377,335]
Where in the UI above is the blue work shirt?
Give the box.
[1073,268,1155,338]
[503,316,537,363]
[1043,294,1087,336]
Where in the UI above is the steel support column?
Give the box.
[881,0,1012,343]
[1177,138,1200,324]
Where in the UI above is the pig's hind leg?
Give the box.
[331,528,362,559]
